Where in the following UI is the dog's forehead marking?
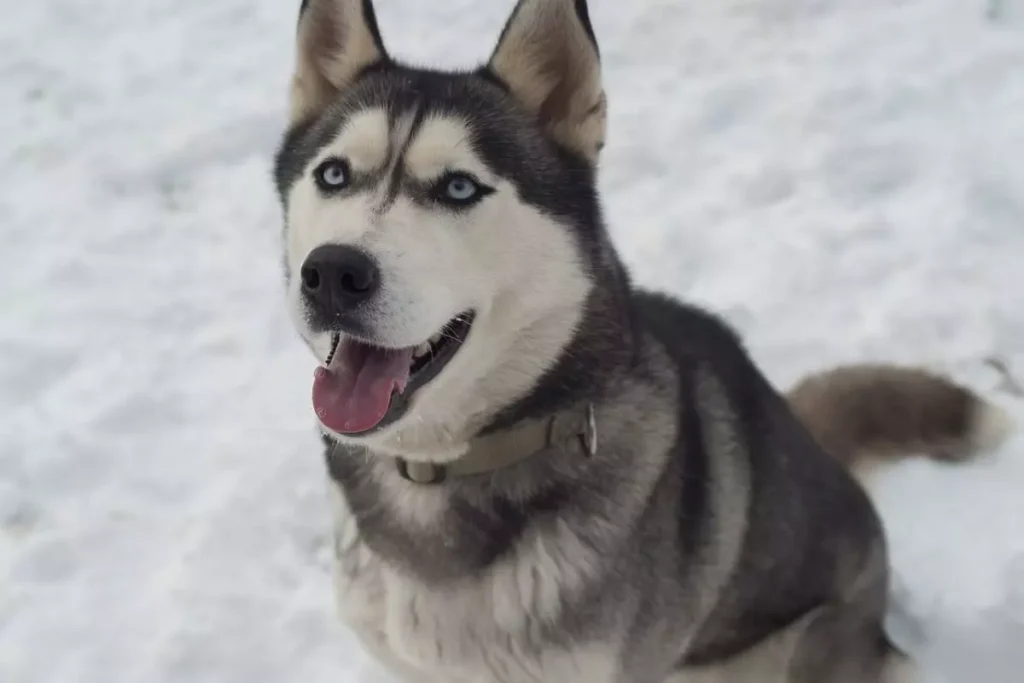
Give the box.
[305,105,496,208]
[374,109,421,208]
[404,115,493,183]
[329,108,390,172]
[384,109,419,179]
[315,106,418,172]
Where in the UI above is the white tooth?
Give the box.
[414,342,430,358]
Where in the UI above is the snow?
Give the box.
[2,0,1023,681]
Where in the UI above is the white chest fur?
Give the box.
[327,483,619,683]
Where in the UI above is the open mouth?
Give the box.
[312,312,474,435]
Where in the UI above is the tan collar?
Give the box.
[394,403,598,484]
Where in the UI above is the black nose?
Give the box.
[300,245,380,311]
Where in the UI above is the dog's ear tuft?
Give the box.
[290,0,388,124]
[488,0,606,163]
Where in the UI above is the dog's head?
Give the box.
[275,0,619,458]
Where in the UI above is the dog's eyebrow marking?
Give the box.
[329,108,389,172]
[404,115,494,185]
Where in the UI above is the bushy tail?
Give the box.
[785,363,1014,477]
[785,363,1014,682]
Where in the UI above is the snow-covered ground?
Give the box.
[2,0,1023,681]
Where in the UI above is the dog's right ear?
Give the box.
[488,0,605,163]
[290,0,388,124]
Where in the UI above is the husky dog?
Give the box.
[273,1,1012,681]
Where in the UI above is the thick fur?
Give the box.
[273,2,1010,682]
[786,363,1012,478]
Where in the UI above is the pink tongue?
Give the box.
[312,340,414,434]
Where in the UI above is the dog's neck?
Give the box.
[385,401,598,484]
[482,275,638,434]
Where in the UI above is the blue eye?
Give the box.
[314,159,349,190]
[440,174,484,204]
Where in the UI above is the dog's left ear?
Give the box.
[290,0,389,124]
[488,0,606,164]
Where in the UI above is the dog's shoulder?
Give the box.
[633,290,748,358]
[632,289,764,408]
